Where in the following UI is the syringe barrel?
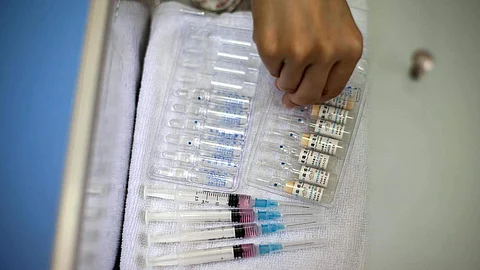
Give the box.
[149,223,261,244]
[145,209,256,223]
[143,187,255,208]
[175,189,230,206]
[182,224,259,242]
[175,190,253,208]
[176,244,256,266]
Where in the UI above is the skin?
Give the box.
[251,0,363,108]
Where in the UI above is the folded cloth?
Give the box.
[76,2,150,270]
[121,2,368,269]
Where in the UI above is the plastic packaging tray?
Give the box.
[147,21,261,192]
[244,60,368,206]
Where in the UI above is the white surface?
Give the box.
[369,0,480,269]
[75,2,150,270]
[121,2,369,269]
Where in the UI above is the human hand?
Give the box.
[251,0,363,108]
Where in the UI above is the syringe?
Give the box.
[172,103,248,126]
[258,159,337,189]
[165,133,243,158]
[263,130,348,157]
[176,89,251,110]
[143,187,312,209]
[254,176,333,204]
[277,115,351,141]
[148,220,321,244]
[147,239,325,267]
[169,118,246,141]
[259,141,338,172]
[144,208,319,223]
[160,149,239,170]
[150,165,234,188]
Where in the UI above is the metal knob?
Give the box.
[410,49,434,80]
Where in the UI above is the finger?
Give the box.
[252,2,283,78]
[282,64,331,109]
[275,61,308,93]
[258,52,283,78]
[320,60,357,103]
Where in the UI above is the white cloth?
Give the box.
[121,2,368,269]
[76,2,150,270]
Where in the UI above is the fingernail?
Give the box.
[275,80,283,91]
[282,100,294,110]
[275,81,297,93]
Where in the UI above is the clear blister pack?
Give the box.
[244,60,368,206]
[147,21,261,192]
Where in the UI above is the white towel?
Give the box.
[76,2,150,270]
[121,2,368,269]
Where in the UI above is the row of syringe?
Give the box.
[143,187,324,267]
[147,240,324,267]
[143,187,321,242]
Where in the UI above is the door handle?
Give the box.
[410,49,434,80]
